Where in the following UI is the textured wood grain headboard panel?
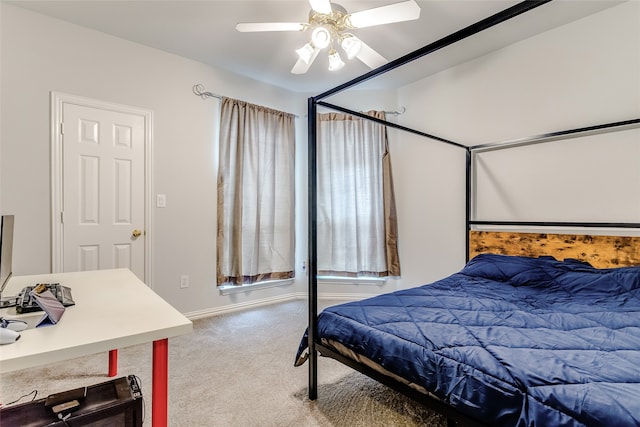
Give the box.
[469,231,640,268]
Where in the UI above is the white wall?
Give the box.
[387,1,640,288]
[2,2,638,315]
[398,2,640,145]
[0,3,309,315]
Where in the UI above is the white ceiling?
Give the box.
[6,0,624,93]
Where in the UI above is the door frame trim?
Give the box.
[50,92,154,285]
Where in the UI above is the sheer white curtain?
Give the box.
[217,97,295,285]
[317,111,400,277]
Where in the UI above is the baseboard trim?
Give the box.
[183,292,376,320]
[184,292,303,320]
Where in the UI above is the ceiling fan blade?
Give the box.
[347,0,420,29]
[291,49,320,74]
[308,0,332,14]
[235,22,306,32]
[355,40,388,69]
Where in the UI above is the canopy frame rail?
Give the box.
[313,1,552,101]
[469,221,640,229]
[471,118,640,153]
[466,118,640,260]
[316,101,467,149]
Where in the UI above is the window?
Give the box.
[217,98,295,286]
[316,111,400,278]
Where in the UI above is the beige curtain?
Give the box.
[316,111,400,277]
[217,97,295,285]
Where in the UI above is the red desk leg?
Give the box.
[108,350,118,377]
[152,338,169,427]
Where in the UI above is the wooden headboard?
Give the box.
[469,231,640,268]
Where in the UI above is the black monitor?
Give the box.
[0,214,15,307]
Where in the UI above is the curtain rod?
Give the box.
[193,84,404,116]
[363,106,406,116]
[193,83,300,117]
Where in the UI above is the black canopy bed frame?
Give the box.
[303,1,640,426]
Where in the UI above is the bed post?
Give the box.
[465,148,472,262]
[307,96,319,400]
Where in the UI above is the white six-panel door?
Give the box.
[51,94,151,282]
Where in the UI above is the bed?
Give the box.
[299,1,640,425]
[296,248,640,426]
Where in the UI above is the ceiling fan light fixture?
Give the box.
[340,35,362,60]
[238,0,421,75]
[296,43,316,64]
[327,48,345,71]
[311,26,331,49]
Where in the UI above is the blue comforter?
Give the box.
[296,254,640,426]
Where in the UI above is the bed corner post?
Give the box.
[465,147,472,263]
[307,96,319,400]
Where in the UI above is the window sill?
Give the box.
[218,278,295,295]
[317,276,387,286]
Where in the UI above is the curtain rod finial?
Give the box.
[193,83,221,100]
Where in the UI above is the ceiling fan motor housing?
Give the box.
[308,3,352,37]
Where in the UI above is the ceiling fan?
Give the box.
[235,0,421,74]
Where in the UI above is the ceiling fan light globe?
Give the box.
[311,26,331,49]
[341,36,362,59]
[328,49,345,71]
[296,43,316,64]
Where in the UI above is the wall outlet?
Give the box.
[180,275,189,288]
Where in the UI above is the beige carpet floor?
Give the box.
[1,299,448,426]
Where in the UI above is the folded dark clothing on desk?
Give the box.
[16,283,74,314]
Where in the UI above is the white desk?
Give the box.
[0,269,192,426]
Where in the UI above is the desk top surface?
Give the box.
[0,269,192,373]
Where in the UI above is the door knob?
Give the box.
[132,229,142,238]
